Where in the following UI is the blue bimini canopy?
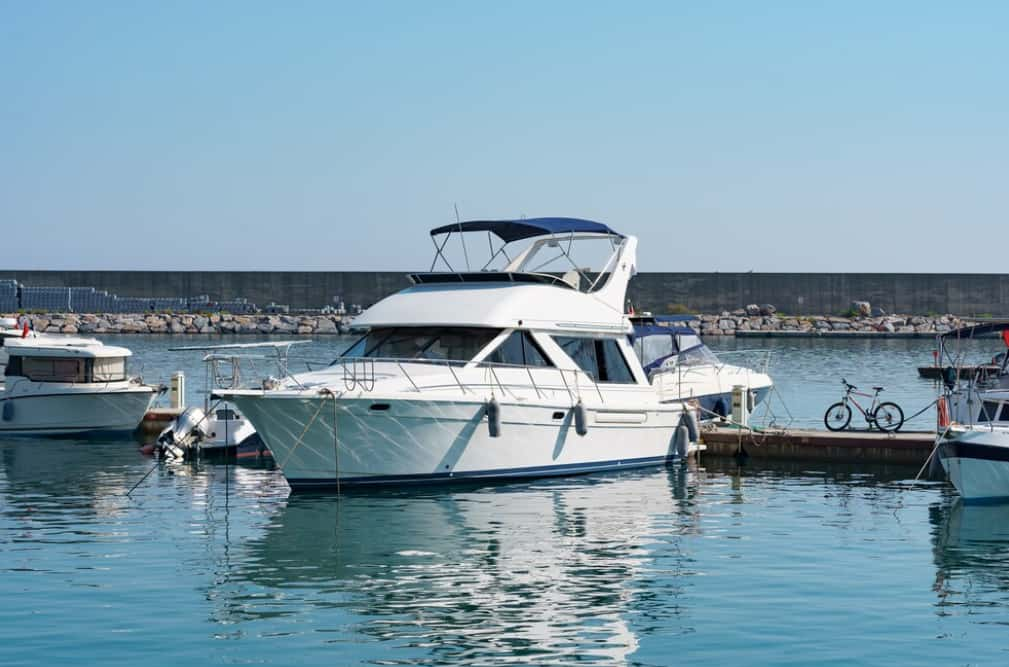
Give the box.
[429,217,622,243]
[631,324,697,339]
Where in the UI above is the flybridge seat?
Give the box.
[407,272,577,289]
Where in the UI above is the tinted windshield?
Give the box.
[340,327,501,363]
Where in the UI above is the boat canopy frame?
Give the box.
[936,321,1009,383]
[426,218,626,294]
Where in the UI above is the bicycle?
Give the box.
[823,378,904,432]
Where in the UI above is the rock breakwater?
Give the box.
[685,312,974,336]
[4,313,351,335]
[1,312,979,337]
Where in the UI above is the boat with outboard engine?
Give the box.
[630,315,773,420]
[155,342,310,460]
[1,335,159,436]
[936,321,1009,500]
[217,217,700,490]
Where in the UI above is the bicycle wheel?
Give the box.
[872,402,904,432]
[824,402,852,431]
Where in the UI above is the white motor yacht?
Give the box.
[937,322,1009,500]
[218,218,699,490]
[631,315,773,420]
[1,335,159,436]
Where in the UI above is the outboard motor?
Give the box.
[157,407,209,459]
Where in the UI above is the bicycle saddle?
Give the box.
[872,386,884,392]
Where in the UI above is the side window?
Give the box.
[485,331,553,367]
[979,401,1001,422]
[1000,404,1009,422]
[554,337,599,380]
[553,337,637,384]
[599,339,635,383]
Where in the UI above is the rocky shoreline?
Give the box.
[4,312,351,335]
[686,312,974,337]
[1,312,980,337]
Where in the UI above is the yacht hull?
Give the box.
[230,394,687,490]
[0,387,156,436]
[939,429,1009,501]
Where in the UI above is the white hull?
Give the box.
[0,387,156,436]
[653,364,773,417]
[230,393,689,489]
[940,428,1009,501]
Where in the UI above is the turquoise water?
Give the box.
[3,335,1009,666]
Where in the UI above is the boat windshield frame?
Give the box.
[337,326,505,366]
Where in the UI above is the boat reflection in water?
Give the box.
[931,500,1009,609]
[226,466,701,665]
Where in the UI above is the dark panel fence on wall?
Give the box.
[1,270,1007,316]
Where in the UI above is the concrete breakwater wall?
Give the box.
[2,312,974,337]
[4,270,1009,316]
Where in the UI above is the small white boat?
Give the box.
[218,217,700,490]
[156,342,310,460]
[157,404,265,460]
[1,335,159,436]
[630,315,773,419]
[937,322,1009,500]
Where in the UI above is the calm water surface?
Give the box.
[2,335,1008,666]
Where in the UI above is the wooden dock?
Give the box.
[137,407,183,437]
[701,425,937,465]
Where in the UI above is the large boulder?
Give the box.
[315,318,338,333]
[850,301,871,317]
[759,304,777,316]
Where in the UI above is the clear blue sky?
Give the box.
[1,1,1005,271]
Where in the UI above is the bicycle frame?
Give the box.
[842,387,881,421]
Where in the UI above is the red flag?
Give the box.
[1002,330,1009,348]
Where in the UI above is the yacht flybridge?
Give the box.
[217,218,700,490]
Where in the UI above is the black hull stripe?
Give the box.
[941,441,1009,463]
[286,454,677,490]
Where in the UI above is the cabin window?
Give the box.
[4,356,127,383]
[999,404,1009,422]
[15,357,88,383]
[483,331,553,367]
[978,401,1001,422]
[553,336,637,384]
[340,327,501,363]
[92,357,127,382]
